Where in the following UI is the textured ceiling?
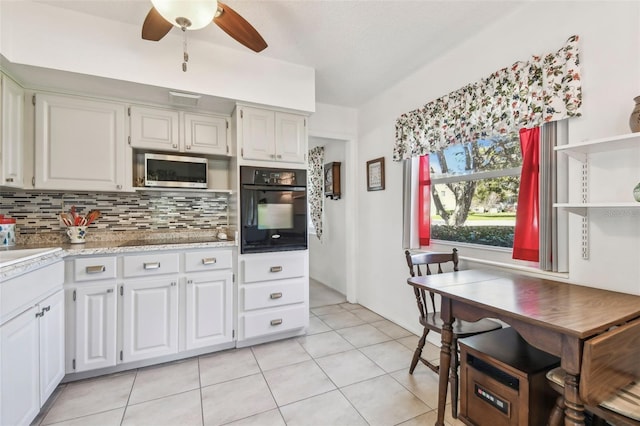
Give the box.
[34,0,524,108]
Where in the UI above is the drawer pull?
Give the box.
[143,262,161,270]
[270,319,283,326]
[106,289,114,293]
[270,266,283,273]
[270,292,283,299]
[202,258,217,265]
[86,265,106,274]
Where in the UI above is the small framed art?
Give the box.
[366,157,385,191]
[324,162,341,199]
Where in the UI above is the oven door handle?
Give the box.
[242,184,306,191]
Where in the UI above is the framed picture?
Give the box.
[324,162,341,199]
[366,157,385,191]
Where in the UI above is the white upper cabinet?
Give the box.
[129,106,179,152]
[34,93,128,192]
[1,74,25,188]
[237,106,307,164]
[275,112,307,163]
[130,106,229,156]
[184,112,229,156]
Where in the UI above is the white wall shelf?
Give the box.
[555,133,640,259]
[554,132,640,161]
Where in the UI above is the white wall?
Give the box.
[355,1,640,336]
[308,103,359,301]
[0,1,315,112]
[308,138,347,294]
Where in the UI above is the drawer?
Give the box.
[184,249,232,272]
[123,252,179,277]
[243,280,306,311]
[73,256,117,282]
[243,253,305,283]
[243,304,308,339]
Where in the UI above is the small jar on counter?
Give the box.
[0,216,16,246]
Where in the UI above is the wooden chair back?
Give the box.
[580,317,640,407]
[404,249,458,315]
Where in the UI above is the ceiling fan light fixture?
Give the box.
[150,0,218,30]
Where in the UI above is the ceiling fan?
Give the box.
[142,0,267,70]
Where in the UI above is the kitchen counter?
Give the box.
[0,247,65,281]
[1,236,236,281]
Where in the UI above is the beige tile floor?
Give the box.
[33,282,463,426]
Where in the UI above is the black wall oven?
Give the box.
[240,166,307,254]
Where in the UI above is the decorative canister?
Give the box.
[634,182,640,202]
[0,217,17,246]
[629,96,640,132]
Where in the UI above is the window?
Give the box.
[402,122,567,272]
[429,135,521,248]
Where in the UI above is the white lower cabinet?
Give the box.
[1,306,40,426]
[185,271,233,350]
[122,277,179,363]
[237,250,309,345]
[73,284,117,372]
[1,288,64,426]
[64,248,234,376]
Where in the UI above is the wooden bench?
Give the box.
[547,317,640,425]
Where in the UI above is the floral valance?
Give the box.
[393,35,582,161]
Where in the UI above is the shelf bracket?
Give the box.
[580,160,589,260]
[563,150,587,162]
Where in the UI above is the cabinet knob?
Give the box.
[270,266,283,273]
[277,155,282,159]
[186,145,191,150]
[172,144,178,149]
[270,319,283,326]
[270,292,283,299]
[5,178,14,183]
[116,184,122,190]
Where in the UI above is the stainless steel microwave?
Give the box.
[144,153,208,189]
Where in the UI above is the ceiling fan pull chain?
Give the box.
[182,27,189,72]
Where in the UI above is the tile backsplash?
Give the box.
[0,190,230,242]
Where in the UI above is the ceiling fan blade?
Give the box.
[214,2,267,52]
[142,7,173,41]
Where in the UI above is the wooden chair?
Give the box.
[404,249,502,419]
[547,317,640,426]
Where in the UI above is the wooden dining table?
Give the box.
[406,269,640,426]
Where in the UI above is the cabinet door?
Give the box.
[130,106,180,151]
[185,272,233,350]
[122,278,179,363]
[184,112,228,156]
[0,307,40,426]
[240,107,275,161]
[38,290,65,405]
[275,112,306,164]
[74,284,117,372]
[34,93,126,191]
[1,74,24,188]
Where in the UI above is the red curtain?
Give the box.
[418,155,431,246]
[513,127,540,262]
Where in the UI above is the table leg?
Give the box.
[436,299,454,426]
[563,372,585,426]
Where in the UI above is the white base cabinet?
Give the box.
[64,248,234,377]
[237,250,309,345]
[0,260,64,426]
[184,271,233,350]
[73,284,117,372]
[122,277,179,363]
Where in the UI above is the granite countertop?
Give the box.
[1,231,237,280]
